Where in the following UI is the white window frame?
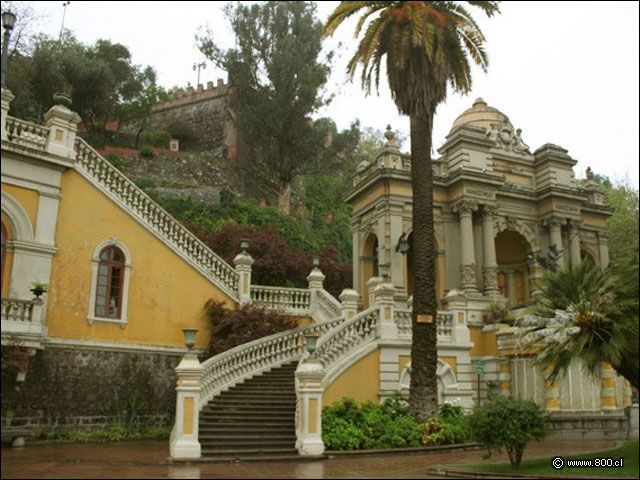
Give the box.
[87,237,132,329]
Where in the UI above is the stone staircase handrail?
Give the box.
[200,316,345,408]
[314,289,343,323]
[5,116,49,150]
[314,306,379,370]
[251,285,311,313]
[73,137,239,299]
[1,298,40,323]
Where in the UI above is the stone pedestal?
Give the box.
[1,88,15,142]
[233,250,254,305]
[170,354,204,460]
[339,289,360,319]
[373,281,397,340]
[295,360,325,456]
[43,103,81,160]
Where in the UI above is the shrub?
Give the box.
[322,395,421,451]
[135,178,156,190]
[419,403,471,446]
[105,152,125,170]
[140,130,171,149]
[468,395,547,469]
[139,146,155,159]
[204,300,298,357]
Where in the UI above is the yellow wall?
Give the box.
[47,169,235,349]
[469,327,497,357]
[1,211,15,297]
[323,348,380,407]
[582,214,607,228]
[1,183,39,230]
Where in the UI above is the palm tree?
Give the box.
[522,250,639,391]
[324,1,500,421]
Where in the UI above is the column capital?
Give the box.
[543,215,566,229]
[482,204,500,218]
[567,218,582,230]
[452,198,479,216]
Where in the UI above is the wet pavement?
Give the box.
[0,439,619,479]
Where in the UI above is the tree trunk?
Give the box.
[408,113,439,422]
[278,181,291,215]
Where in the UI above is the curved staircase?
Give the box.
[199,361,298,460]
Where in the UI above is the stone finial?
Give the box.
[384,125,396,145]
[307,266,325,290]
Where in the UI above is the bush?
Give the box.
[105,152,125,170]
[140,129,171,149]
[420,403,471,446]
[204,300,298,357]
[322,395,421,451]
[135,178,156,190]
[139,146,155,159]
[469,395,546,469]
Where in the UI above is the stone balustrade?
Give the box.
[0,298,47,349]
[73,138,239,298]
[250,285,311,313]
[313,289,343,322]
[5,116,49,150]
[393,310,454,343]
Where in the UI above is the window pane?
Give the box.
[100,249,110,260]
[96,304,106,315]
[112,249,123,262]
[99,264,108,275]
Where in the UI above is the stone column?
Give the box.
[170,353,204,460]
[373,281,397,341]
[1,88,15,142]
[295,359,325,456]
[528,258,543,298]
[366,276,382,310]
[498,358,511,396]
[505,269,516,306]
[600,363,617,411]
[339,289,360,319]
[482,205,500,295]
[597,231,610,269]
[545,376,561,412]
[623,380,633,408]
[233,249,254,305]
[568,220,582,267]
[307,265,326,316]
[453,199,479,293]
[43,102,82,160]
[545,216,566,270]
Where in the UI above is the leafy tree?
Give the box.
[324,1,500,421]
[522,251,639,390]
[197,1,359,214]
[469,395,546,469]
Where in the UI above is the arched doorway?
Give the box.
[361,233,379,308]
[495,230,533,307]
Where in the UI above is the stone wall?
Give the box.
[1,346,182,435]
[151,80,236,153]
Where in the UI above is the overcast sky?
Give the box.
[24,1,640,188]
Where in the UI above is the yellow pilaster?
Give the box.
[600,363,617,411]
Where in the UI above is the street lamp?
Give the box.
[1,10,16,88]
[193,61,206,86]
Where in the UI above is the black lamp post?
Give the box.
[1,10,16,88]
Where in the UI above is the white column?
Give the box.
[170,353,204,460]
[597,231,610,269]
[295,360,325,456]
[453,199,479,292]
[545,216,566,271]
[233,250,254,305]
[568,220,582,267]
[373,281,397,341]
[1,88,15,141]
[505,269,516,306]
[482,205,499,295]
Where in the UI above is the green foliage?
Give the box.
[420,403,471,446]
[198,1,359,212]
[57,424,171,443]
[322,395,422,451]
[135,178,156,190]
[204,300,298,356]
[139,129,171,149]
[138,146,155,159]
[105,152,125,170]
[469,395,546,469]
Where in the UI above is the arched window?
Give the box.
[88,238,131,328]
[95,246,125,318]
[1,221,8,291]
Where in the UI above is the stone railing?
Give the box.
[394,310,454,343]
[74,138,239,298]
[313,289,343,323]
[199,316,344,408]
[250,285,311,314]
[5,116,49,150]
[315,307,379,369]
[1,298,47,348]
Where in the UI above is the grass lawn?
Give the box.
[463,441,638,477]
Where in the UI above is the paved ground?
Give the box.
[0,439,619,479]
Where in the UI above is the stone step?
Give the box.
[200,415,294,423]
[200,448,299,458]
[200,434,296,444]
[199,426,294,435]
[211,396,296,404]
[203,405,294,414]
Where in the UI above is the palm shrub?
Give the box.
[468,395,546,469]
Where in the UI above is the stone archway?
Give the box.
[495,230,534,307]
[399,359,461,405]
[361,232,379,308]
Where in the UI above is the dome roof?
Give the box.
[450,98,513,132]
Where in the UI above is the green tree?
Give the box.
[324,1,500,421]
[523,250,639,390]
[197,1,356,214]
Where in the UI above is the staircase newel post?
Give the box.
[43,96,81,160]
[234,238,254,305]
[1,88,14,142]
[339,288,360,319]
[295,335,325,456]
[170,330,204,460]
[307,256,325,316]
[374,267,397,341]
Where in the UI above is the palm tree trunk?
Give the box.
[409,113,439,422]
